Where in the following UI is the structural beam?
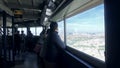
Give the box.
[0,4,13,16]
[2,11,7,59]
[105,0,120,68]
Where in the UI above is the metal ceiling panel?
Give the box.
[4,0,21,8]
[5,0,18,4]
[4,0,44,9]
[51,0,103,21]
[21,0,32,7]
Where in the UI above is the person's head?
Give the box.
[50,21,58,31]
[17,31,19,34]
[21,30,24,34]
[40,29,45,36]
[28,30,31,33]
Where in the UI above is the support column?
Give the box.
[2,11,7,59]
[64,15,66,45]
[104,0,120,68]
[12,16,15,63]
[27,26,30,35]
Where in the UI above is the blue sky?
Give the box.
[58,4,104,33]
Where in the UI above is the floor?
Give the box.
[13,52,41,68]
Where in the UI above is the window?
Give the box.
[21,28,27,35]
[7,28,12,36]
[18,27,27,35]
[18,27,42,36]
[30,27,36,35]
[58,21,64,41]
[66,4,105,61]
[30,27,43,36]
[36,27,42,36]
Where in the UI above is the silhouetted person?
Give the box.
[40,29,50,58]
[34,29,46,68]
[45,22,66,68]
[35,29,45,54]
[26,30,34,52]
[14,31,21,55]
[21,30,26,52]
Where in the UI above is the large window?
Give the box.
[66,4,105,61]
[36,27,43,36]
[58,21,64,41]
[30,27,42,36]
[18,27,42,36]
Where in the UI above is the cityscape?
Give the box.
[59,32,105,61]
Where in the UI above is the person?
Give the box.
[26,30,34,52]
[34,29,45,54]
[45,22,66,68]
[14,31,21,55]
[20,30,26,53]
[39,29,50,58]
[21,31,26,39]
[34,29,46,68]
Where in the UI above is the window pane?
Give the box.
[30,27,35,35]
[18,28,22,34]
[58,21,64,41]
[7,28,12,36]
[36,27,43,36]
[18,28,27,35]
[66,4,105,61]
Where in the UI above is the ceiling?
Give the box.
[3,0,45,20]
[51,0,103,22]
[0,0,71,27]
[0,0,103,27]
[0,0,46,27]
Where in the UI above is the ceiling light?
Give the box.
[53,0,56,2]
[44,17,48,21]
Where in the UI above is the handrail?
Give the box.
[66,46,106,68]
[65,50,94,68]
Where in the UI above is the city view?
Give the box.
[67,33,105,61]
[59,31,105,61]
[58,4,105,61]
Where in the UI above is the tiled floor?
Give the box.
[13,52,40,68]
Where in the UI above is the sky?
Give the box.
[58,4,104,33]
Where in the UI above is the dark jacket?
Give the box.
[45,31,66,62]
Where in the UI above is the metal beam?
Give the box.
[31,0,35,19]
[0,4,14,16]
[31,0,34,7]
[18,0,22,7]
[12,16,15,63]
[6,4,38,9]
[63,15,66,45]
[105,0,120,68]
[2,0,8,6]
[2,11,7,59]
[23,8,41,12]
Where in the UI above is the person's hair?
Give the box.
[40,29,45,35]
[46,29,50,34]
[50,21,58,31]
[17,31,19,33]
